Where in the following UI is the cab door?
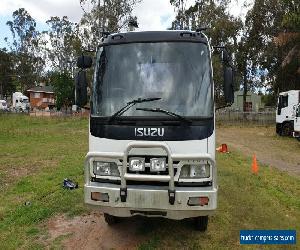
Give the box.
[294,105,300,133]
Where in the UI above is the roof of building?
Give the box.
[27,86,54,93]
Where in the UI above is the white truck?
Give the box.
[12,92,30,112]
[0,100,9,111]
[75,30,234,231]
[293,104,300,141]
[276,90,300,136]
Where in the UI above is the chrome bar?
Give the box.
[122,141,174,191]
[124,173,171,182]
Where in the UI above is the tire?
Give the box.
[104,213,119,225]
[194,216,208,231]
[281,123,292,136]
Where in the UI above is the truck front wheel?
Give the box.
[104,213,119,225]
[194,216,208,231]
[281,123,293,136]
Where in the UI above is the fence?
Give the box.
[2,110,276,125]
[0,110,89,117]
[29,110,89,117]
[216,111,275,125]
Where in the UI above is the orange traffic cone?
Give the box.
[221,144,228,153]
[216,144,228,153]
[251,154,259,174]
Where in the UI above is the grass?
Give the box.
[0,114,88,249]
[0,114,299,249]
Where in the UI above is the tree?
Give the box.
[45,16,82,74]
[79,0,140,49]
[50,71,74,110]
[239,0,299,103]
[6,8,44,92]
[0,49,15,98]
[170,0,242,105]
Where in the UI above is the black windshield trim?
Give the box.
[90,115,213,126]
[90,116,214,141]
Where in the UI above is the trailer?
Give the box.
[75,30,234,231]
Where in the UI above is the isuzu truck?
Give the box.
[75,30,234,231]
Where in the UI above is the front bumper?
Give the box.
[84,141,217,220]
[293,131,300,138]
[85,183,217,219]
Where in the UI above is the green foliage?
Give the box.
[45,16,82,74]
[261,93,277,106]
[5,8,45,92]
[0,49,15,98]
[170,0,242,106]
[79,0,140,49]
[50,72,74,109]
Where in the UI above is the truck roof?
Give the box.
[279,90,300,95]
[99,30,208,46]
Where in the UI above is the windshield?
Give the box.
[21,99,29,103]
[92,42,213,117]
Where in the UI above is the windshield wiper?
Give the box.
[136,107,192,124]
[109,97,161,122]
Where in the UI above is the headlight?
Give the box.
[93,161,119,176]
[129,157,145,171]
[180,164,210,179]
[150,158,166,172]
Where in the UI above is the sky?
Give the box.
[0,0,247,48]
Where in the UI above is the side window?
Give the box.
[16,100,18,103]
[282,95,288,108]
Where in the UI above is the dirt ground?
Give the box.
[45,212,147,250]
[217,126,300,176]
[44,125,300,249]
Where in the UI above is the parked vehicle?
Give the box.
[276,90,300,136]
[0,100,9,111]
[12,92,30,112]
[293,104,300,141]
[75,30,234,231]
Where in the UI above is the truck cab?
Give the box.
[293,104,300,140]
[76,30,234,231]
[12,92,30,112]
[0,100,9,111]
[276,90,300,136]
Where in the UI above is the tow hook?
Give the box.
[120,187,127,202]
[168,190,175,205]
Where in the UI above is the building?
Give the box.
[27,86,55,110]
[231,91,264,112]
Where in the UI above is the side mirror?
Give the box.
[77,55,92,69]
[224,66,234,104]
[222,50,230,64]
[75,70,87,107]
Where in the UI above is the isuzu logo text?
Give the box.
[135,128,164,137]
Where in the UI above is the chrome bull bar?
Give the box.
[85,141,216,205]
[121,141,175,203]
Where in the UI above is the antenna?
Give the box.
[128,18,139,31]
